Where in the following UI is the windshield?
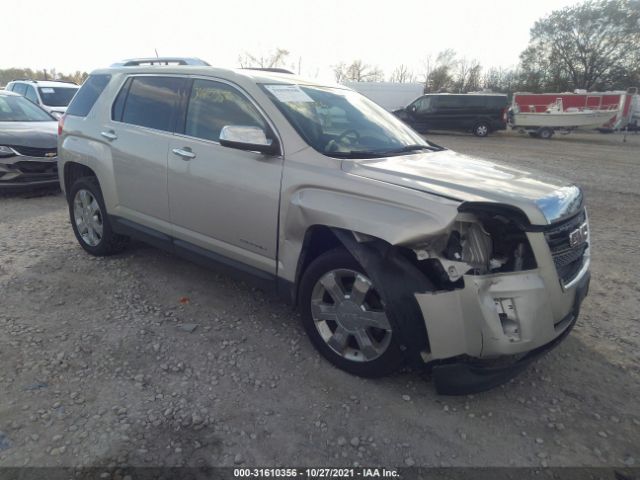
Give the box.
[0,95,54,122]
[38,86,78,107]
[261,84,434,158]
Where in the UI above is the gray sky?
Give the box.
[3,0,577,81]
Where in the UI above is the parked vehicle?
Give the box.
[58,58,590,394]
[393,93,508,137]
[0,90,59,190]
[344,82,424,112]
[5,79,79,118]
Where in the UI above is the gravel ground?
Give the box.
[0,130,638,468]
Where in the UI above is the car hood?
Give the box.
[341,149,583,225]
[0,121,58,149]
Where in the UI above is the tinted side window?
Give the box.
[13,83,27,96]
[413,96,433,113]
[466,96,487,108]
[487,96,508,109]
[438,96,467,108]
[121,76,184,132]
[184,79,267,142]
[25,85,39,103]
[66,74,111,117]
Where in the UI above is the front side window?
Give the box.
[25,85,39,103]
[38,86,78,107]
[0,95,53,122]
[413,96,433,113]
[121,76,185,132]
[262,84,432,158]
[184,79,267,142]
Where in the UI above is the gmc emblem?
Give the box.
[569,222,589,248]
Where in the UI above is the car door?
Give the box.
[107,75,187,229]
[406,95,435,132]
[167,78,283,275]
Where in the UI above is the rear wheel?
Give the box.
[68,177,129,256]
[299,248,405,377]
[538,127,554,139]
[473,121,490,137]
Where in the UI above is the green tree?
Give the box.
[520,0,640,91]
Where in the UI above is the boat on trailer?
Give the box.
[509,98,617,138]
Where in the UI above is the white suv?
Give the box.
[5,79,79,118]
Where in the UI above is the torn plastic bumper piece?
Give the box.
[432,270,590,395]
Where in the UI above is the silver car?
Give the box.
[58,58,591,394]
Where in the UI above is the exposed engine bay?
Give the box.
[407,210,537,290]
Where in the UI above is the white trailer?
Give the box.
[344,82,424,111]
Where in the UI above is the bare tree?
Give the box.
[238,48,290,69]
[334,60,384,83]
[454,58,482,92]
[389,65,415,83]
[425,49,457,92]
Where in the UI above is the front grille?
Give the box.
[10,145,57,158]
[14,161,58,174]
[544,209,588,284]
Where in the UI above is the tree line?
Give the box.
[241,0,640,94]
[2,0,638,94]
[0,68,88,87]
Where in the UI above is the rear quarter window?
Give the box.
[66,74,111,117]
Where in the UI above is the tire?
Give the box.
[299,248,405,378]
[538,127,554,139]
[473,121,490,137]
[68,176,129,256]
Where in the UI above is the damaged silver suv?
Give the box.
[58,58,590,394]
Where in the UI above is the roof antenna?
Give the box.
[154,49,159,58]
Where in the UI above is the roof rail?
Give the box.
[241,67,295,74]
[12,78,38,83]
[111,57,210,67]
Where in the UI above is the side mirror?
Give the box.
[219,125,279,155]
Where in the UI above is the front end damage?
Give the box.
[0,146,59,190]
[334,201,591,395]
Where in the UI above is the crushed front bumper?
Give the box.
[427,270,590,395]
[0,156,59,190]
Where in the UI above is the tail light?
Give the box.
[501,108,507,122]
[58,114,66,136]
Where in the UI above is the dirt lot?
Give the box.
[0,131,639,469]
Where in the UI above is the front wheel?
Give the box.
[299,248,405,378]
[473,121,490,137]
[68,177,129,256]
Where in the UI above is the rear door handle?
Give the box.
[172,147,196,160]
[100,130,117,141]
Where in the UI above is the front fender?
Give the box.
[278,187,459,282]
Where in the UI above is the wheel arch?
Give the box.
[63,162,98,200]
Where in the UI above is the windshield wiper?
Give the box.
[327,150,386,159]
[382,144,442,155]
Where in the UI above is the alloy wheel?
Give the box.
[310,269,392,362]
[73,189,103,247]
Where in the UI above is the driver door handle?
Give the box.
[172,147,196,160]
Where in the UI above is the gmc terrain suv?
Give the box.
[58,58,591,394]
